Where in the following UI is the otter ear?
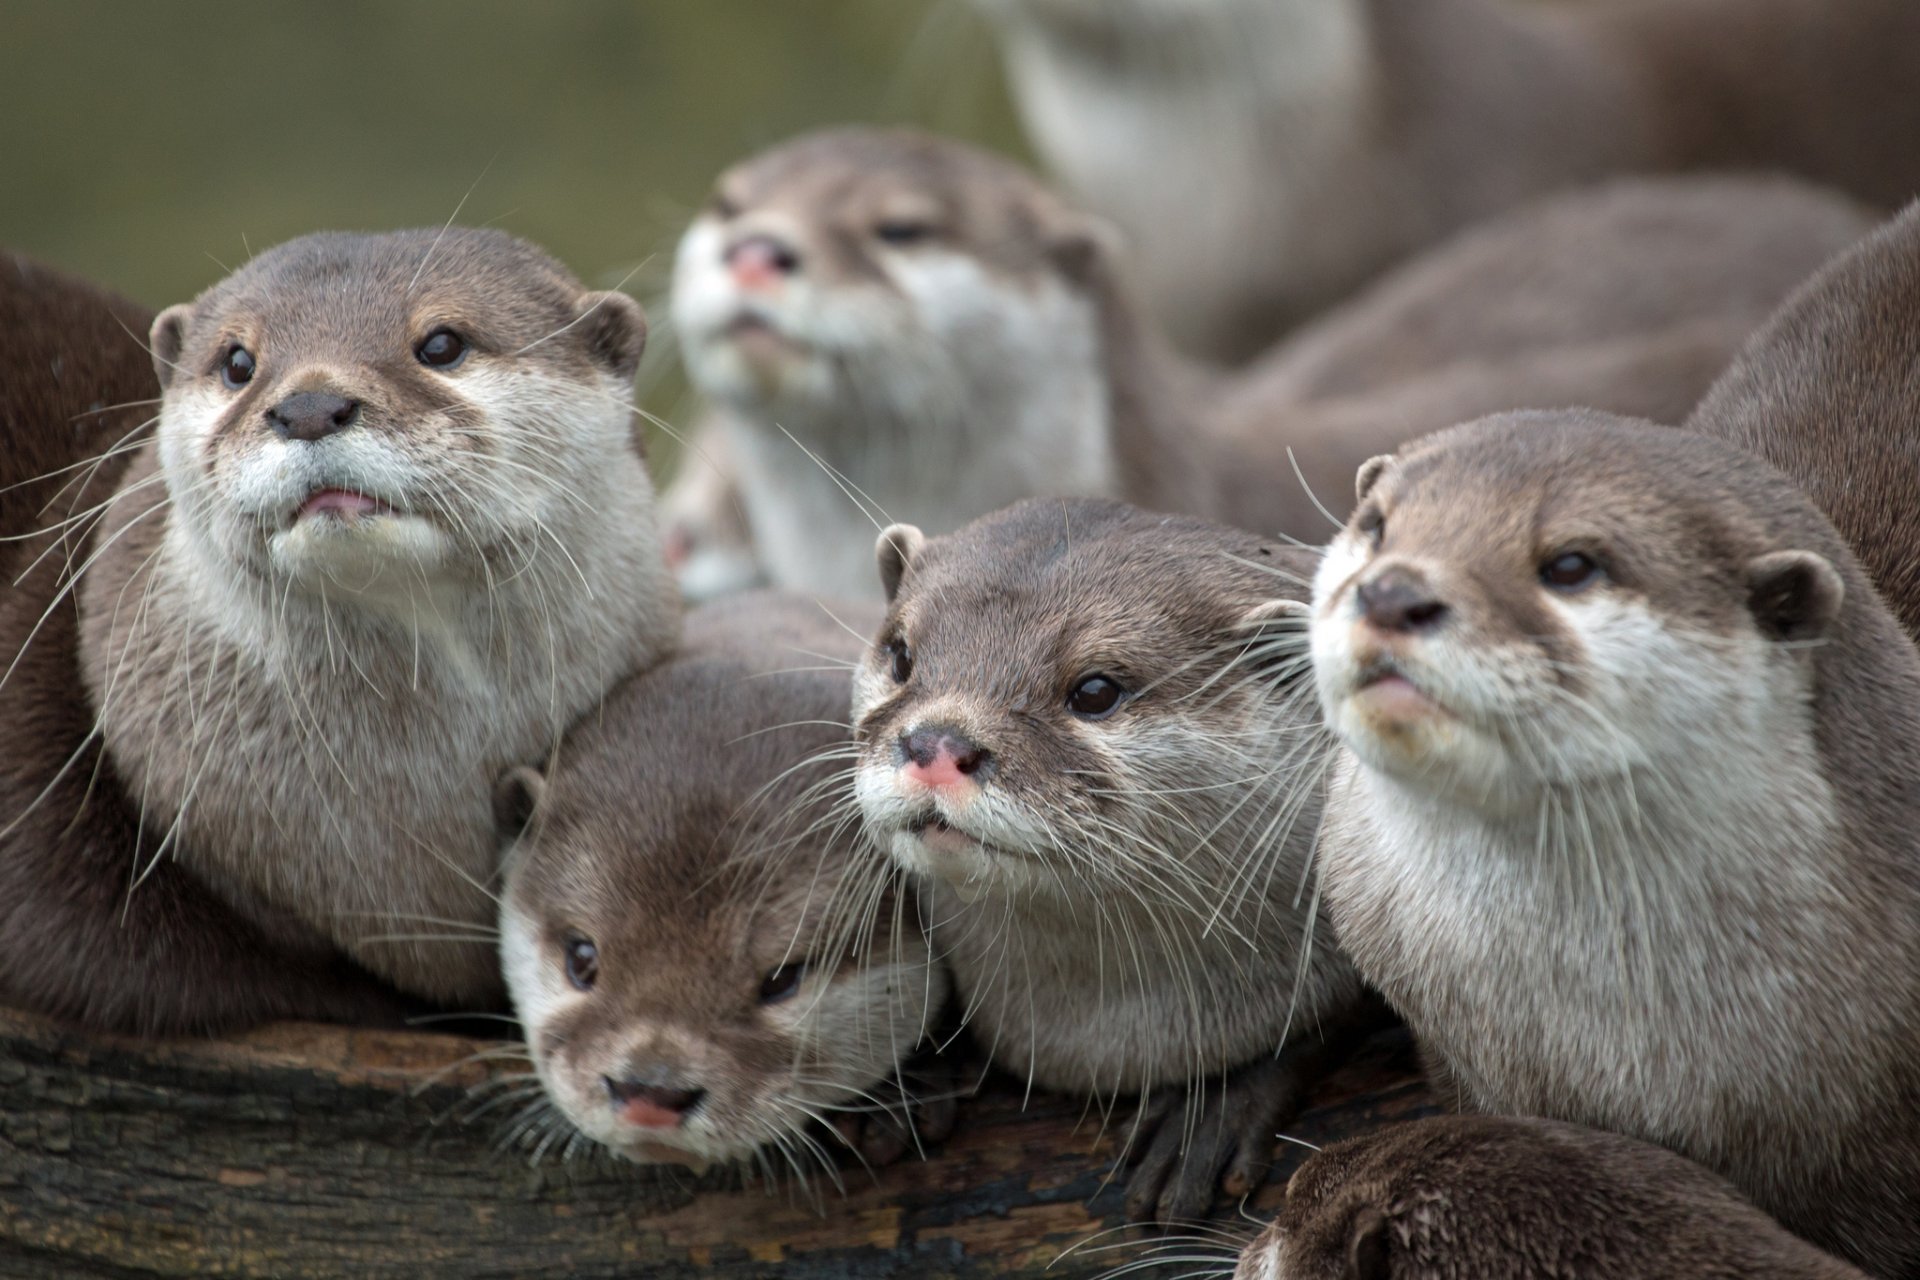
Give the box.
[493,766,548,845]
[1045,212,1124,290]
[1746,550,1844,643]
[1355,455,1394,504]
[876,524,926,603]
[1237,597,1312,685]
[575,290,649,381]
[150,305,193,389]
[1344,1206,1390,1280]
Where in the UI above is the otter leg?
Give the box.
[1122,1052,1307,1225]
[830,1048,963,1168]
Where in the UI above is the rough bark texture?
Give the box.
[0,1006,1433,1278]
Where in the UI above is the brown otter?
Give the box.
[1688,201,1920,641]
[1309,412,1920,1275]
[1233,1116,1871,1279]
[661,127,1870,599]
[0,231,679,1034]
[973,0,1920,361]
[498,592,950,1175]
[850,497,1373,1223]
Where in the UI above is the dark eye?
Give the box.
[1358,508,1384,549]
[563,934,599,991]
[1541,551,1604,593]
[874,220,934,246]
[417,328,468,369]
[1066,674,1126,719]
[709,191,740,220]
[759,961,807,1005]
[221,345,255,389]
[885,637,913,684]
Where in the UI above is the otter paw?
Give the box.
[1122,1056,1307,1225]
[830,1054,961,1168]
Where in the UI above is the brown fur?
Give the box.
[980,0,1920,361]
[1688,200,1920,641]
[1313,414,1920,1276]
[1237,1116,1869,1279]
[499,592,948,1170]
[663,129,1871,595]
[0,252,410,1034]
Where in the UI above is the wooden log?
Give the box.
[0,1006,1433,1278]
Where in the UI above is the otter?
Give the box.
[1309,412,1920,1275]
[1233,1116,1870,1279]
[498,592,950,1175]
[1688,201,1920,641]
[972,0,1920,360]
[850,498,1372,1223]
[662,127,1870,599]
[0,230,678,1034]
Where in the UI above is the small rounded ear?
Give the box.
[876,523,926,603]
[493,765,548,844]
[1345,1206,1390,1280]
[1045,212,1124,289]
[149,304,194,389]
[1237,597,1313,684]
[1355,455,1394,504]
[1746,549,1844,642]
[575,290,649,381]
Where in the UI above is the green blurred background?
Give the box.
[0,0,1025,465]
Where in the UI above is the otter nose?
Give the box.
[1357,567,1449,634]
[725,233,801,289]
[900,725,992,789]
[604,1075,707,1129]
[267,391,360,443]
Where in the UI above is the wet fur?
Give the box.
[1312,414,1920,1276]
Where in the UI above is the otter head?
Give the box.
[851,498,1319,910]
[149,228,649,599]
[671,127,1119,445]
[1311,411,1846,814]
[497,648,945,1170]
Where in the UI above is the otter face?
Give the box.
[851,499,1319,910]
[497,672,945,1169]
[148,228,647,599]
[1311,413,1843,813]
[671,127,1111,437]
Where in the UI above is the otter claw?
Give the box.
[1122,1056,1306,1225]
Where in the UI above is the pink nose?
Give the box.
[725,234,799,290]
[899,727,991,790]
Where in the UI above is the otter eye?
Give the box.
[874,220,935,247]
[1357,507,1384,549]
[563,934,599,991]
[1066,674,1126,719]
[759,961,807,1005]
[885,637,913,684]
[416,328,468,369]
[709,191,740,220]
[220,345,255,389]
[1541,551,1603,593]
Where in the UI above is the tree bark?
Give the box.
[0,1006,1432,1278]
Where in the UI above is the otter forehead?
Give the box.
[713,127,1079,281]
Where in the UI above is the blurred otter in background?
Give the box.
[973,0,1920,361]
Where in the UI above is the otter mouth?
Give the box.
[293,487,397,524]
[908,813,1040,865]
[725,311,808,358]
[1353,657,1448,722]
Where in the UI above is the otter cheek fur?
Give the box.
[1308,411,1920,1275]
[76,229,679,1010]
[498,595,947,1172]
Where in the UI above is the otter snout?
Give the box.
[725,232,802,289]
[266,390,361,443]
[1356,564,1448,634]
[604,1074,706,1129]
[899,724,994,788]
